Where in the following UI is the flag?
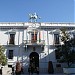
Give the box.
[39,31,41,42]
[34,30,36,41]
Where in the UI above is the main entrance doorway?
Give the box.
[29,52,39,69]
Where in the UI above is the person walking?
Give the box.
[28,66,31,75]
[15,61,22,75]
[31,66,34,75]
[36,67,39,75]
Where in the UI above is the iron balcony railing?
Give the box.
[7,41,15,46]
[23,40,45,45]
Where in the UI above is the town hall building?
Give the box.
[0,13,75,74]
[0,22,75,74]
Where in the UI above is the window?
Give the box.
[8,50,13,59]
[54,34,59,44]
[31,34,37,43]
[9,34,15,45]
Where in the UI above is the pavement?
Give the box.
[2,74,74,75]
[2,72,75,75]
[1,65,75,75]
[10,72,75,75]
[7,73,75,75]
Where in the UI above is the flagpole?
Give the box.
[34,29,36,41]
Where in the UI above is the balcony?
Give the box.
[6,41,15,47]
[23,40,45,45]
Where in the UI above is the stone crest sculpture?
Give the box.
[29,13,41,22]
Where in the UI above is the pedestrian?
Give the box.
[36,67,39,75]
[15,61,21,75]
[21,67,23,74]
[0,67,2,75]
[28,66,31,75]
[31,66,34,75]
[12,67,14,75]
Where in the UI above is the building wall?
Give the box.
[0,22,75,69]
[0,31,8,45]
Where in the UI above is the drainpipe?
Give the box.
[17,31,20,61]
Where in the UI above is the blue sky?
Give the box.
[0,0,74,22]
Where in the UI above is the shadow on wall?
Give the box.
[6,45,64,74]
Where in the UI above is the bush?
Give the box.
[0,45,7,66]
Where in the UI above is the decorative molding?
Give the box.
[0,26,28,29]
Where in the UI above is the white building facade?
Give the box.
[0,22,75,73]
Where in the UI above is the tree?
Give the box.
[56,28,75,67]
[0,45,7,66]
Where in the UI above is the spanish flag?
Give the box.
[39,31,41,42]
[34,30,36,41]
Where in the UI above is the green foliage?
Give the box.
[0,45,7,65]
[56,28,75,67]
[60,28,69,43]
